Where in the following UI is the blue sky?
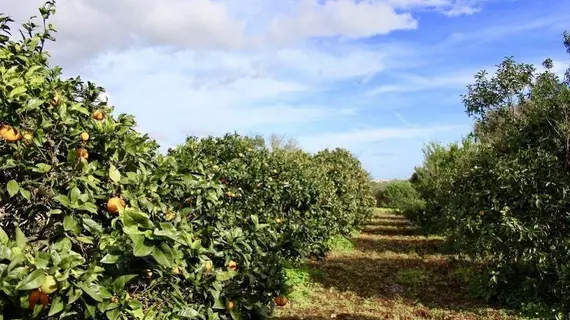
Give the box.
[6,0,570,179]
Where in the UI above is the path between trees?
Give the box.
[274,209,523,320]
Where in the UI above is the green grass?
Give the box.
[274,209,527,320]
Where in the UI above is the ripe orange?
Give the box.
[39,291,49,308]
[92,110,104,121]
[50,92,61,106]
[275,218,282,224]
[80,132,89,141]
[228,260,237,271]
[274,296,288,307]
[77,148,89,160]
[479,210,485,216]
[226,300,235,310]
[0,125,21,142]
[29,290,40,309]
[106,197,126,214]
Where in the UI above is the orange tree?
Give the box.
[167,134,330,317]
[0,4,239,319]
[0,2,376,319]
[314,148,375,235]
[409,33,570,317]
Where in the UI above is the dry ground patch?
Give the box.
[273,209,525,320]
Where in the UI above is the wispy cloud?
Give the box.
[299,124,469,151]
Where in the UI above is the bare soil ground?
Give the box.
[273,209,524,320]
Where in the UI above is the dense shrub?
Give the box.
[0,4,374,319]
[379,180,422,214]
[410,32,570,316]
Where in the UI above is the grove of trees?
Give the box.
[0,3,374,319]
[402,32,570,317]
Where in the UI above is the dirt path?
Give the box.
[274,209,523,320]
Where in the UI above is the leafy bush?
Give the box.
[410,32,570,316]
[380,180,422,214]
[0,4,374,318]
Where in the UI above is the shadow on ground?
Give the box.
[365,220,412,227]
[361,226,419,236]
[276,315,382,320]
[356,236,446,255]
[276,211,520,320]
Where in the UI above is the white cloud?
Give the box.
[264,0,417,44]
[3,0,422,66]
[298,124,468,151]
[368,70,477,95]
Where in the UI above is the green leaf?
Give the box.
[68,287,83,304]
[34,163,52,173]
[70,187,81,204]
[100,254,121,264]
[78,283,112,302]
[15,227,26,249]
[112,274,137,293]
[19,188,31,200]
[83,218,103,234]
[109,165,121,183]
[9,86,26,98]
[48,295,64,316]
[79,202,98,214]
[7,180,19,198]
[0,227,8,245]
[16,269,45,290]
[76,236,94,244]
[215,270,237,282]
[26,98,44,110]
[132,235,154,257]
[63,216,79,232]
[229,308,241,320]
[106,308,120,320]
[151,246,172,267]
[54,195,72,208]
[122,209,153,229]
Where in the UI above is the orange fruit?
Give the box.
[77,148,89,160]
[29,290,40,309]
[227,260,237,271]
[39,291,49,308]
[479,210,485,216]
[40,275,58,294]
[274,296,288,307]
[80,132,89,141]
[92,110,104,121]
[275,218,282,224]
[0,125,21,142]
[50,92,61,106]
[226,300,235,310]
[106,197,126,214]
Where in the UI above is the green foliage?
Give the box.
[0,3,374,318]
[380,180,422,214]
[410,31,570,316]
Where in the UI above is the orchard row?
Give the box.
[0,3,375,319]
